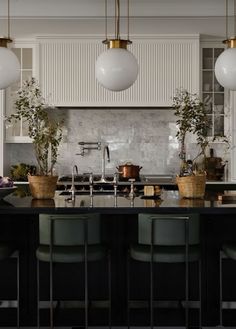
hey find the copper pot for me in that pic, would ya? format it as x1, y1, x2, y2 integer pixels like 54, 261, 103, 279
116, 163, 142, 180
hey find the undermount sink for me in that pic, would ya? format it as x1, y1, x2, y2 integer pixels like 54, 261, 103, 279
141, 175, 174, 183
59, 191, 126, 196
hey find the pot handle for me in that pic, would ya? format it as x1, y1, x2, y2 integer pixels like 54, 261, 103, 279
116, 167, 123, 174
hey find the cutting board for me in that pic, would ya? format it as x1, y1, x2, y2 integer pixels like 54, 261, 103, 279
205, 148, 223, 180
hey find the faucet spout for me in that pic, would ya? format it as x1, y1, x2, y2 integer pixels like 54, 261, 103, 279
70, 165, 78, 199
106, 146, 110, 163
101, 145, 110, 182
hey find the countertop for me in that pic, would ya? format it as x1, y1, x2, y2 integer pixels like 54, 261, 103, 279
31, 174, 236, 194
56, 174, 235, 187
0, 187, 236, 214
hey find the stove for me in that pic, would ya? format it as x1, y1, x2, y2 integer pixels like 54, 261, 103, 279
58, 174, 114, 183
58, 174, 143, 194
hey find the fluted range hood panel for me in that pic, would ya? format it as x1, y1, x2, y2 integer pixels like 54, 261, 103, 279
38, 35, 199, 108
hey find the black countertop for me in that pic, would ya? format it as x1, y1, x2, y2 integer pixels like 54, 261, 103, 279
1, 187, 236, 214
57, 174, 236, 189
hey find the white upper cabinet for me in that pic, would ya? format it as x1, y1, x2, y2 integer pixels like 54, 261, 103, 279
5, 40, 37, 143
37, 34, 200, 107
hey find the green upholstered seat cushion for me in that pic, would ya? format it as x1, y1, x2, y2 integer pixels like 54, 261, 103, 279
36, 244, 107, 263
0, 243, 16, 261
222, 243, 236, 260
130, 244, 200, 263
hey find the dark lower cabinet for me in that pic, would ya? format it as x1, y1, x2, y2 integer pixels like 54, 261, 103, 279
1, 213, 236, 327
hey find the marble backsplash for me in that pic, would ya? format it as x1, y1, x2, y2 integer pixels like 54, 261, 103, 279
6, 108, 229, 178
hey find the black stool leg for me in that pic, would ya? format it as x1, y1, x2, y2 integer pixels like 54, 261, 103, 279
84, 219, 88, 329
16, 251, 20, 329
199, 258, 202, 329
219, 250, 223, 327
49, 219, 54, 329
108, 250, 112, 329
49, 256, 54, 329
150, 219, 154, 329
127, 250, 130, 329
37, 258, 40, 329
185, 219, 189, 329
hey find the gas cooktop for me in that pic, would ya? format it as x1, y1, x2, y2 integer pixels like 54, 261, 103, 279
58, 174, 173, 185
57, 174, 143, 193
58, 174, 114, 183
58, 174, 141, 183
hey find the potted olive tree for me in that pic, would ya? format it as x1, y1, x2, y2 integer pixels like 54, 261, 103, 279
172, 88, 210, 198
6, 77, 64, 199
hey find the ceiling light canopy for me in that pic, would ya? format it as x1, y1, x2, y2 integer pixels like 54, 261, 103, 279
215, 0, 236, 90
0, 0, 20, 90
95, 0, 139, 92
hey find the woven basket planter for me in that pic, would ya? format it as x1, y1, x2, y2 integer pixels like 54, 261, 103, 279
176, 174, 206, 199
28, 175, 58, 199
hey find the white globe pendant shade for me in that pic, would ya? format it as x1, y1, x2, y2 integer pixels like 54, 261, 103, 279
96, 47, 139, 92
0, 47, 20, 89
215, 47, 236, 90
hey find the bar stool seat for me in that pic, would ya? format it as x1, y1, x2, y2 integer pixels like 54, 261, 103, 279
36, 244, 107, 263
0, 242, 16, 260
130, 244, 200, 263
222, 243, 236, 260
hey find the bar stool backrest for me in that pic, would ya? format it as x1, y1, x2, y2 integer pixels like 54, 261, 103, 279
39, 213, 101, 246
138, 213, 200, 246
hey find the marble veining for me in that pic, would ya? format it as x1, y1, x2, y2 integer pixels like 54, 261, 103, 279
6, 108, 229, 177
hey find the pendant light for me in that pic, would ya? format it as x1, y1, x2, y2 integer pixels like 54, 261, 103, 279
95, 0, 139, 92
0, 0, 20, 90
215, 0, 236, 90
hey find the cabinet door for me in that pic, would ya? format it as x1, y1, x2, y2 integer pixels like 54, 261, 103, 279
38, 35, 200, 107
5, 43, 35, 143
201, 47, 225, 137
201, 43, 234, 180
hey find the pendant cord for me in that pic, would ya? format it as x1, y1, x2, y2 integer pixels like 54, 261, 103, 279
115, 0, 120, 40
7, 0, 10, 39
105, 0, 107, 41
127, 0, 130, 40
226, 0, 228, 40
115, 0, 117, 38
234, 0, 236, 36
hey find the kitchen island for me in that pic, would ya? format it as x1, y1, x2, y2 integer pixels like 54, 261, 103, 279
1, 186, 236, 327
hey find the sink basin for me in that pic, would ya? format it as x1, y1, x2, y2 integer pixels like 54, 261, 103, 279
59, 191, 127, 196
142, 175, 174, 183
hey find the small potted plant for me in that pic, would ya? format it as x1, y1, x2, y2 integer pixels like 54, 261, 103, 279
172, 88, 210, 198
6, 77, 64, 199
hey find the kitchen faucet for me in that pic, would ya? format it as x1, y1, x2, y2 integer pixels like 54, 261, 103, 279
69, 164, 78, 201
100, 145, 110, 183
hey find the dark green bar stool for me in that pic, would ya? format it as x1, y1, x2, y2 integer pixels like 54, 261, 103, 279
0, 242, 19, 328
127, 213, 201, 329
219, 243, 236, 326
36, 213, 111, 329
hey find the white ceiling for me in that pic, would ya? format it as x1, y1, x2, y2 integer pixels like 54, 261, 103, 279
0, 0, 234, 19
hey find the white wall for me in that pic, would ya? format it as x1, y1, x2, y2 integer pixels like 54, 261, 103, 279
1, 17, 227, 39
0, 0, 233, 18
